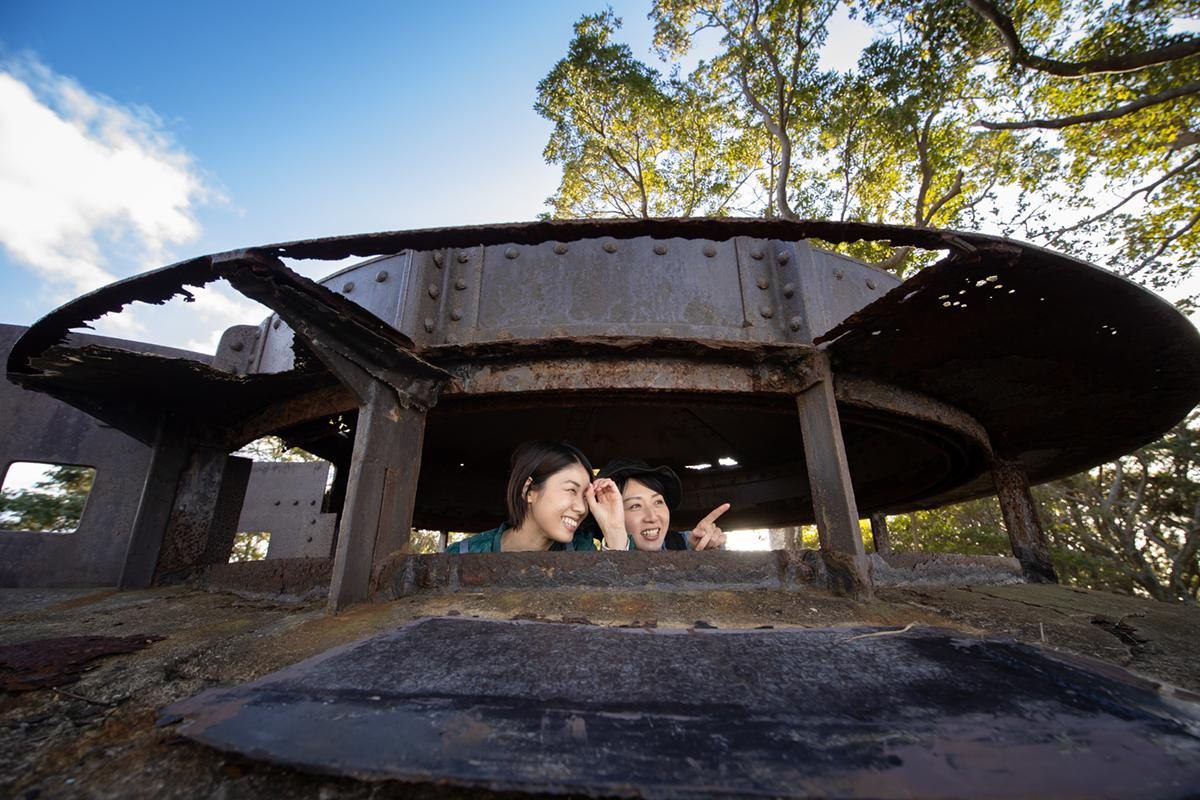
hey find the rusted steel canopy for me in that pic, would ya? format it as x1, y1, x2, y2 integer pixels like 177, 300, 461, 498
7, 219, 1199, 529
163, 617, 1200, 798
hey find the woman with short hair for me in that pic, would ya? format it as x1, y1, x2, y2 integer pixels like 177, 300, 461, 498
449, 440, 628, 553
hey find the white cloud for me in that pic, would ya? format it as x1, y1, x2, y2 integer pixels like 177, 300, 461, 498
0, 57, 210, 303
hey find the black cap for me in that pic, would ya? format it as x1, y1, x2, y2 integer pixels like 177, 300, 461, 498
597, 458, 682, 510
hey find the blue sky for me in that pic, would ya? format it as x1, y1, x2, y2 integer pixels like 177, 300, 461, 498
0, 1, 872, 350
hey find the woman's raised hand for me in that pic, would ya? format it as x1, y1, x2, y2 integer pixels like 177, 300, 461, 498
585, 477, 629, 550
691, 503, 730, 550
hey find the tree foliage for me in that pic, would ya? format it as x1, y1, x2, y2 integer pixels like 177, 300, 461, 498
537, 10, 759, 218
0, 465, 95, 533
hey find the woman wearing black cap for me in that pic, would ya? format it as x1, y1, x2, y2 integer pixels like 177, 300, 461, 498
597, 458, 729, 551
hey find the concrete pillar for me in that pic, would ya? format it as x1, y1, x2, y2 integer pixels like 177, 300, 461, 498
993, 461, 1058, 583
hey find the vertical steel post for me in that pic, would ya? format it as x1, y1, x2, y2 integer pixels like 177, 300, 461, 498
119, 416, 190, 588
328, 380, 428, 612
796, 354, 873, 599
993, 461, 1058, 583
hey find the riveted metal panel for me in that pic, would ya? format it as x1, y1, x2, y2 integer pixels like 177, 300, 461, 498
793, 245, 900, 340
253, 253, 411, 374
472, 237, 748, 341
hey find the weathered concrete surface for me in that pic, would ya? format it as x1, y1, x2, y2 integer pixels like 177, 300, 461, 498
1, 583, 1197, 798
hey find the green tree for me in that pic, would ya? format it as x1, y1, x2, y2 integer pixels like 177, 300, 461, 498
966, 0, 1200, 293
537, 10, 759, 218
0, 465, 95, 533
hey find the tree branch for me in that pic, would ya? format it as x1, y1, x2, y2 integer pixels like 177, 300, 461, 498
966, 0, 1200, 77
1049, 152, 1200, 243
979, 81, 1200, 130
1126, 207, 1200, 277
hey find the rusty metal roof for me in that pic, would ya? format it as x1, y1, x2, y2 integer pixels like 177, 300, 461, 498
7, 219, 1198, 527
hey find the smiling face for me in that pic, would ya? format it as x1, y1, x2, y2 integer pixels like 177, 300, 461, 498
622, 477, 671, 551
524, 462, 591, 545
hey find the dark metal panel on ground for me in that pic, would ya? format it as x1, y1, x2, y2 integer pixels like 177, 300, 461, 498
165, 616, 1200, 798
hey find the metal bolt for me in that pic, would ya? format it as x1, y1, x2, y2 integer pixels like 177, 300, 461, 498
603, 241, 617, 253
760, 306, 775, 319
777, 251, 790, 265
866, 278, 877, 290
783, 282, 795, 298
750, 248, 764, 260
273, 318, 281, 329
447, 332, 459, 343
653, 243, 668, 255
790, 316, 802, 332
756, 277, 769, 290
457, 251, 470, 264
433, 252, 444, 267
230, 341, 244, 352
703, 244, 717, 257
450, 308, 463, 321
455, 278, 467, 290
342, 281, 355, 293
834, 268, 845, 280
428, 284, 440, 299
554, 243, 569, 255
375, 270, 388, 282
423, 318, 435, 333
504, 247, 519, 260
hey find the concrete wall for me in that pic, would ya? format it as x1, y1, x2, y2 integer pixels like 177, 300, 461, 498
0, 324, 208, 587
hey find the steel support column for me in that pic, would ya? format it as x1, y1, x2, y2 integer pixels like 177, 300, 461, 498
119, 416, 191, 588
795, 354, 873, 598
153, 449, 252, 583
993, 461, 1058, 583
328, 379, 428, 611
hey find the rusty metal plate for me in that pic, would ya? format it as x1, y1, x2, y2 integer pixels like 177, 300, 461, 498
164, 617, 1200, 798
0, 634, 164, 691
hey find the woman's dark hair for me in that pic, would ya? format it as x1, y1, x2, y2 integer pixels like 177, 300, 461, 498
506, 440, 593, 529
613, 472, 666, 500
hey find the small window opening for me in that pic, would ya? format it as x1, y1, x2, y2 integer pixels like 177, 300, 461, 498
229, 531, 271, 562
0, 462, 96, 533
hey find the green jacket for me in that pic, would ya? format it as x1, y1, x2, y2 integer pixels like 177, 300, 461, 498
448, 522, 599, 553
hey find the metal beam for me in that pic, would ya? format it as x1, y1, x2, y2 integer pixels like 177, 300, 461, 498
795, 354, 873, 598
327, 378, 428, 611
993, 461, 1058, 583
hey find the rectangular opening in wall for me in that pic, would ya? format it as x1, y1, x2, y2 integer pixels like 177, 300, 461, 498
0, 462, 96, 533
230, 531, 271, 562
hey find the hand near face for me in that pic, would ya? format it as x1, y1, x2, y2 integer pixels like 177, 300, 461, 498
585, 478, 629, 549
690, 503, 730, 550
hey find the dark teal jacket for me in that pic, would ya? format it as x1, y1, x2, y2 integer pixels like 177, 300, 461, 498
448, 522, 599, 553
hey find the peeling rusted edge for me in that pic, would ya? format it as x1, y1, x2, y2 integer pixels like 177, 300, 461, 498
7, 255, 215, 375
10, 218, 1183, 385
260, 218, 1026, 263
